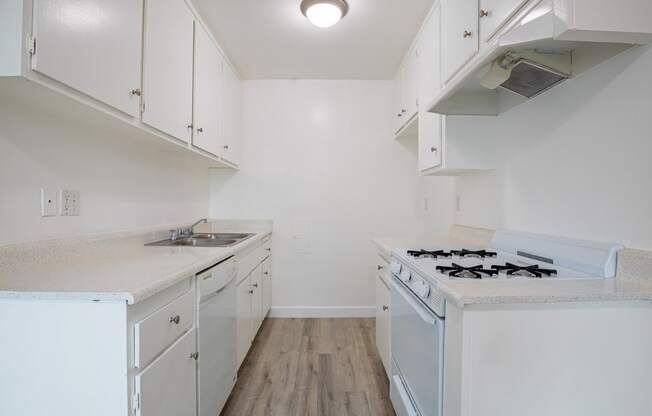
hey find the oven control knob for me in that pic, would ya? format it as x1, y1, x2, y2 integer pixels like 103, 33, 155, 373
414, 280, 430, 299
390, 260, 402, 276
399, 269, 411, 282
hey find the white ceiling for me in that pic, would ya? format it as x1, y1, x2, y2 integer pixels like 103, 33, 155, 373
192, 0, 434, 80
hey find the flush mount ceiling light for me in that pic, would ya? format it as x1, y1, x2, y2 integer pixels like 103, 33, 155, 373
300, 0, 349, 28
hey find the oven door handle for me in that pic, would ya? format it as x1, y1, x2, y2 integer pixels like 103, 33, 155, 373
391, 277, 437, 325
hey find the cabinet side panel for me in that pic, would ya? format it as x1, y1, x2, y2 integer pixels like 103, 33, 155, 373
0, 0, 23, 76
0, 299, 128, 416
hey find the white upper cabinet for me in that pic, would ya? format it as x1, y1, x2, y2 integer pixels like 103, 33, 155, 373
32, 0, 143, 117
418, 4, 443, 171
222, 63, 242, 166
393, 44, 419, 136
142, 0, 194, 143
392, 67, 405, 133
193, 24, 224, 157
441, 0, 478, 83
478, 0, 528, 44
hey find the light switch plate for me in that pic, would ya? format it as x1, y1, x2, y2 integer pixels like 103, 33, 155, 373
60, 189, 80, 216
41, 188, 58, 217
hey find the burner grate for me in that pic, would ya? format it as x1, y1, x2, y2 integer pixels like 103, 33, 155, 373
491, 262, 557, 278
436, 263, 498, 279
407, 249, 452, 258
451, 249, 497, 258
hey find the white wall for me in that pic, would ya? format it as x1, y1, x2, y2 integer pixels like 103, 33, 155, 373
0, 98, 209, 246
209, 80, 446, 314
447, 45, 652, 250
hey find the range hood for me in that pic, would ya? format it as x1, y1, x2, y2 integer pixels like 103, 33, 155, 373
428, 0, 652, 116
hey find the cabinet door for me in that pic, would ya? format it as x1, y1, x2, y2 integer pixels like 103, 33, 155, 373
222, 63, 242, 165
251, 266, 263, 337
135, 329, 197, 416
32, 0, 143, 116
441, 0, 478, 83
404, 44, 419, 121
392, 69, 405, 134
193, 24, 223, 156
375, 274, 391, 376
236, 274, 252, 368
479, 0, 528, 43
142, 0, 194, 143
261, 258, 272, 318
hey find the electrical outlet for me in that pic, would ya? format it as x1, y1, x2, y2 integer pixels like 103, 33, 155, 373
41, 188, 58, 217
60, 189, 80, 216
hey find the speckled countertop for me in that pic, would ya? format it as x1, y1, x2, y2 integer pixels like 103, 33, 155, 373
373, 225, 652, 308
0, 219, 272, 304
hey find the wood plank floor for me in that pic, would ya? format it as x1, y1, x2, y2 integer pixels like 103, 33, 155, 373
221, 318, 396, 416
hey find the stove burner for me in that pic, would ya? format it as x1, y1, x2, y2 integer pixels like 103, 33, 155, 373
451, 249, 497, 258
491, 262, 557, 278
436, 263, 498, 279
407, 249, 452, 258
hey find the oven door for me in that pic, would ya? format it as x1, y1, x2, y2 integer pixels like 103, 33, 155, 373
390, 276, 444, 416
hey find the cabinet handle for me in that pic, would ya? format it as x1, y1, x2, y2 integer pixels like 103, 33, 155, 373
130, 88, 142, 97
196, 127, 203, 133
401, 109, 407, 113
430, 147, 438, 153
190, 352, 199, 360
377, 265, 384, 271
463, 30, 473, 38
266, 248, 271, 252
479, 9, 489, 17
383, 305, 389, 311
248, 290, 254, 294
169, 315, 180, 325
397, 113, 402, 118
223, 145, 229, 150
264, 271, 269, 275
253, 283, 259, 288
187, 123, 193, 130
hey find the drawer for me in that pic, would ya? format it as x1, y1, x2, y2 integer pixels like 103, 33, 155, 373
134, 289, 195, 368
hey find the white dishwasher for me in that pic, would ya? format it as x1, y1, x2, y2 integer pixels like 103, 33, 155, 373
197, 256, 237, 416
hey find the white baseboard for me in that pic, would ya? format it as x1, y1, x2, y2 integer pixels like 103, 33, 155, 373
269, 306, 375, 318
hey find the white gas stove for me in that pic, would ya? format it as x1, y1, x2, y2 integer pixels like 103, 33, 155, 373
387, 230, 623, 416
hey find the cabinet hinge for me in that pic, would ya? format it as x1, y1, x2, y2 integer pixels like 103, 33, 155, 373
26, 34, 36, 56
132, 393, 140, 414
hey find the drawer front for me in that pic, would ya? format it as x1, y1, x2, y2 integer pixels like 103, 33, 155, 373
134, 289, 195, 368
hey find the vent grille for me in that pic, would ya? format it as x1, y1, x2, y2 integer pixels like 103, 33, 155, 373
501, 59, 569, 98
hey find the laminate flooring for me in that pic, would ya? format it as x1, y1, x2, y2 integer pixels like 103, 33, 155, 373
221, 318, 396, 416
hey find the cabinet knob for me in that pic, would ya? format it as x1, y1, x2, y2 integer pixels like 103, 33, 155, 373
196, 127, 203, 133
463, 30, 473, 38
383, 305, 389, 311
169, 315, 180, 325
479, 9, 489, 17
377, 265, 384, 271
223, 145, 229, 150
397, 113, 402, 118
187, 123, 193, 130
264, 271, 269, 275
130, 88, 142, 97
430, 147, 438, 153
190, 352, 199, 360
253, 283, 259, 288
266, 248, 271, 252
401, 109, 407, 113
248, 290, 254, 294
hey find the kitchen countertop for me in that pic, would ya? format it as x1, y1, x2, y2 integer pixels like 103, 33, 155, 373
0, 219, 272, 304
373, 226, 652, 308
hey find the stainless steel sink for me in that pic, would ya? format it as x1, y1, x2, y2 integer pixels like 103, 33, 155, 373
146, 233, 254, 248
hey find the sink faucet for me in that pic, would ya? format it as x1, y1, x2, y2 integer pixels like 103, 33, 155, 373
169, 218, 208, 240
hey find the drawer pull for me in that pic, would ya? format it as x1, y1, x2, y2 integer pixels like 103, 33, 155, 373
190, 352, 199, 360
169, 315, 181, 325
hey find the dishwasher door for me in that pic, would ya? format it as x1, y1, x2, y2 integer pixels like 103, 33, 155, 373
198, 257, 237, 416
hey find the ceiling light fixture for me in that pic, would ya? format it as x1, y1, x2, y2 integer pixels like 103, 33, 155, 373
300, 0, 349, 28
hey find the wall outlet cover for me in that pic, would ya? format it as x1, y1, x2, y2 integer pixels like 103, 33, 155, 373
41, 188, 58, 217
60, 189, 81, 216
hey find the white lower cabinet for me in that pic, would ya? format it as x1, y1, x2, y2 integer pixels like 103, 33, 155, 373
375, 255, 391, 377
236, 273, 253, 367
134, 329, 197, 416
251, 265, 264, 335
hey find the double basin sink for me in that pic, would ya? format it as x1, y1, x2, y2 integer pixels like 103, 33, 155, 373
146, 233, 254, 248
